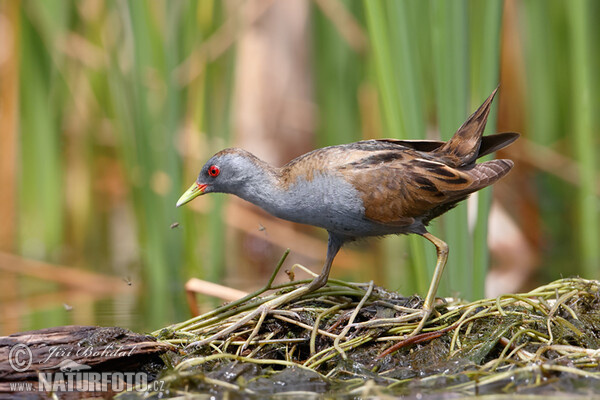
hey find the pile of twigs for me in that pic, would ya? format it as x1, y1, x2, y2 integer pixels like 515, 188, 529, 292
150, 252, 600, 397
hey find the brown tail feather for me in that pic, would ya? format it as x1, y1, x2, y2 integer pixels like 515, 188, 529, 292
467, 159, 514, 192
435, 87, 498, 166
478, 132, 520, 158
422, 159, 513, 225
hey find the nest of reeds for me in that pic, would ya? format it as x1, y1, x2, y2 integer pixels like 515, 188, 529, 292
147, 254, 600, 398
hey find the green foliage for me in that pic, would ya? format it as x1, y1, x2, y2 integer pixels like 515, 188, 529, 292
12, 0, 600, 333
363, 0, 502, 299
17, 1, 234, 328
520, 0, 599, 279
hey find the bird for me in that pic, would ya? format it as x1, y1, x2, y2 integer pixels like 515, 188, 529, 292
177, 88, 518, 345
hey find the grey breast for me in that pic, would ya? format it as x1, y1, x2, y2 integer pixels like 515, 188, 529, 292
268, 173, 383, 236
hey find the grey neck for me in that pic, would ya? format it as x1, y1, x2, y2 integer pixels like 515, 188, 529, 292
235, 169, 283, 208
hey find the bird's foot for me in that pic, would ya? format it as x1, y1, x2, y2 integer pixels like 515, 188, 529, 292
406, 307, 433, 338
349, 306, 434, 338
187, 284, 313, 352
350, 308, 424, 328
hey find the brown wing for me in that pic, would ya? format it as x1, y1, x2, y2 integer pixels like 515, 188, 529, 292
279, 140, 418, 189
375, 132, 519, 160
341, 154, 513, 226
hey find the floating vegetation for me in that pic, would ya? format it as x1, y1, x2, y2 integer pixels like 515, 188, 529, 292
141, 252, 600, 398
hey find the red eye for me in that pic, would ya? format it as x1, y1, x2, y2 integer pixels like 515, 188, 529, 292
208, 165, 220, 177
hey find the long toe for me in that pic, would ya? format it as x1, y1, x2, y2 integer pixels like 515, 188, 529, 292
350, 308, 426, 329
186, 307, 263, 349
406, 307, 434, 338
187, 282, 317, 350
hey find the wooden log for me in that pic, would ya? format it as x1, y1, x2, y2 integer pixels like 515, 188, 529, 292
0, 325, 174, 396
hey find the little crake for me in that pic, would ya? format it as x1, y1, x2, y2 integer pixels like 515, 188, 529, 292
177, 88, 518, 343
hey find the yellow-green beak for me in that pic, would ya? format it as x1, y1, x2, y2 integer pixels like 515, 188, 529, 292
176, 183, 207, 207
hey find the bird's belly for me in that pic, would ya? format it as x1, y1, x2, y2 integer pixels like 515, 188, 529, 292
264, 174, 413, 237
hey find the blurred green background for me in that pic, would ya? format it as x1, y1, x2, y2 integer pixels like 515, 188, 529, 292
0, 0, 598, 335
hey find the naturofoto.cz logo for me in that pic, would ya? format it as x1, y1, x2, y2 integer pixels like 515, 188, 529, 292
8, 343, 165, 393
36, 370, 158, 393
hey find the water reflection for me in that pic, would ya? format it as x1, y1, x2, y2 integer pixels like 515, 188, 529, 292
0, 272, 146, 335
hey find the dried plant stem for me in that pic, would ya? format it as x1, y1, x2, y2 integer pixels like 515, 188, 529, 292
155, 275, 600, 396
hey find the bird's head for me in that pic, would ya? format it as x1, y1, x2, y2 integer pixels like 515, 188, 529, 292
176, 148, 265, 207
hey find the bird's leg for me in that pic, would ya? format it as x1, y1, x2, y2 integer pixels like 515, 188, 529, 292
407, 231, 449, 337
348, 231, 448, 334
188, 233, 343, 350
239, 233, 343, 348
305, 233, 343, 291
